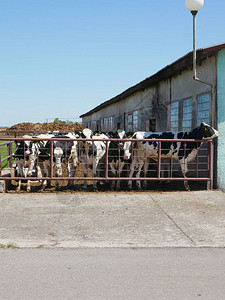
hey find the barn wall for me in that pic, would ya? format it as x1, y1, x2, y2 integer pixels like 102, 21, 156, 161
82, 55, 217, 133
217, 49, 225, 192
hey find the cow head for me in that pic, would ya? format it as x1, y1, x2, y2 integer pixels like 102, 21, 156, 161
123, 132, 135, 160
200, 123, 220, 139
54, 147, 64, 176
81, 128, 93, 155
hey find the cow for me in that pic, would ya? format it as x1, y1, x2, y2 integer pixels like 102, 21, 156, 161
79, 128, 109, 189
51, 131, 81, 189
13, 135, 34, 191
123, 123, 219, 191
24, 133, 55, 190
107, 130, 133, 190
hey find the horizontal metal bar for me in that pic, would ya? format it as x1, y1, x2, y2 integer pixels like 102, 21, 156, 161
1, 176, 211, 181
0, 142, 12, 146
0, 137, 212, 142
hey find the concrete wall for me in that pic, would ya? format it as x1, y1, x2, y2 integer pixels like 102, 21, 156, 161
217, 49, 225, 192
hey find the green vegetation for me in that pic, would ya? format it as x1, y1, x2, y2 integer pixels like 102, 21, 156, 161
0, 141, 15, 169
0, 243, 18, 249
53, 118, 75, 125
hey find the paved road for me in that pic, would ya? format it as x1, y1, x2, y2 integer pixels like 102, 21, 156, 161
1, 248, 225, 299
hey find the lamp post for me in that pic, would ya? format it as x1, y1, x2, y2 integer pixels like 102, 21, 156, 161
185, 0, 213, 118
185, 0, 204, 81
185, 0, 215, 190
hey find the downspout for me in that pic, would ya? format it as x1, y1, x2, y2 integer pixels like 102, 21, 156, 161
192, 10, 214, 126
192, 10, 215, 189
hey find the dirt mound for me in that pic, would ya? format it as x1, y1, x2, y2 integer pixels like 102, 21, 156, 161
1, 122, 82, 135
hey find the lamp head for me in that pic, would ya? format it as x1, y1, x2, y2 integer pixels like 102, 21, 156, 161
185, 0, 204, 12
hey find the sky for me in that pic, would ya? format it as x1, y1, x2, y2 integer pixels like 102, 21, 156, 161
0, 0, 225, 127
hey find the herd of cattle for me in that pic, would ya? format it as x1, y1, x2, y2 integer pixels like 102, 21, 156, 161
12, 122, 219, 192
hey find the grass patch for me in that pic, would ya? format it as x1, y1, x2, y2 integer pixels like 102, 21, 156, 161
0, 243, 18, 249
0, 141, 15, 169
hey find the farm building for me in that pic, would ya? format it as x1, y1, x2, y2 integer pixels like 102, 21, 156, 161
80, 42, 225, 191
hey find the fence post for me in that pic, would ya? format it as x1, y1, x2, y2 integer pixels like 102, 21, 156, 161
8, 142, 13, 168
50, 140, 53, 178
157, 141, 161, 178
105, 140, 109, 179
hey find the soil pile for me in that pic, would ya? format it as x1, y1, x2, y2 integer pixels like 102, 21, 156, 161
1, 122, 82, 135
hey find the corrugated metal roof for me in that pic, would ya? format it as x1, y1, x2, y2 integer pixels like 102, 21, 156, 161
80, 43, 225, 118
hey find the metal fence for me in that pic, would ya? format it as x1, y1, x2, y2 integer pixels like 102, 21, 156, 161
0, 137, 213, 185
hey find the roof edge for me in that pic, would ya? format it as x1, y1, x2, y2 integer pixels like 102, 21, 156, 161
80, 42, 225, 118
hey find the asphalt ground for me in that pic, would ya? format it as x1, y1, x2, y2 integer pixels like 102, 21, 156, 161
0, 190, 225, 248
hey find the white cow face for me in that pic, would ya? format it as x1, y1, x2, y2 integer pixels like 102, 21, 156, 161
82, 128, 93, 150
54, 147, 64, 176
123, 141, 132, 160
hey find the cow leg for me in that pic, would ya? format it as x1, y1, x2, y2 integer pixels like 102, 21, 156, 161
23, 167, 32, 192
109, 162, 116, 190
92, 159, 99, 190
41, 161, 50, 191
26, 180, 31, 192
142, 158, 149, 189
16, 159, 23, 191
16, 180, 21, 192
68, 149, 78, 188
116, 161, 125, 191
66, 160, 72, 188
82, 163, 88, 189
67, 159, 76, 188
127, 158, 137, 189
179, 158, 190, 191
135, 158, 145, 190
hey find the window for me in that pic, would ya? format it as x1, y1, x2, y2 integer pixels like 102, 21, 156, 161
171, 101, 179, 131
197, 93, 210, 126
108, 116, 113, 129
127, 110, 139, 131
133, 111, 138, 131
145, 118, 156, 132
182, 98, 192, 131
127, 113, 133, 131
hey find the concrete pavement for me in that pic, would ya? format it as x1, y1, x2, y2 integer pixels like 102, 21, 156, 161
0, 190, 225, 248
1, 248, 225, 299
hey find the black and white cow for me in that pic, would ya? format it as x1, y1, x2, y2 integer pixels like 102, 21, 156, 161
13, 135, 34, 191
51, 131, 81, 188
123, 123, 219, 191
107, 129, 133, 190
79, 128, 109, 189
25, 133, 55, 190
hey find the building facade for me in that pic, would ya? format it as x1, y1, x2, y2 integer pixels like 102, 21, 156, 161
80, 43, 225, 191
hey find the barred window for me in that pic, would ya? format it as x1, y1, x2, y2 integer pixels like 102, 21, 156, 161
182, 98, 192, 131
197, 93, 210, 126
171, 101, 179, 131
133, 110, 138, 131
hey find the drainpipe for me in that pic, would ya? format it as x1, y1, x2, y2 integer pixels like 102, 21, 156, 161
192, 10, 214, 126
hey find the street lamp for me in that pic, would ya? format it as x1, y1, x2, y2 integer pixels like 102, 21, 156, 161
185, 0, 204, 80
185, 0, 214, 190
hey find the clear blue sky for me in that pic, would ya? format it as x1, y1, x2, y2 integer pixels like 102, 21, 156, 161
0, 0, 224, 126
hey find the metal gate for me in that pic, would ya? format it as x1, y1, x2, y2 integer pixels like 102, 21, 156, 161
0, 137, 213, 187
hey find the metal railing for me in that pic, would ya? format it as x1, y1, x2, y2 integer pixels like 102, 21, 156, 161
0, 137, 213, 183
